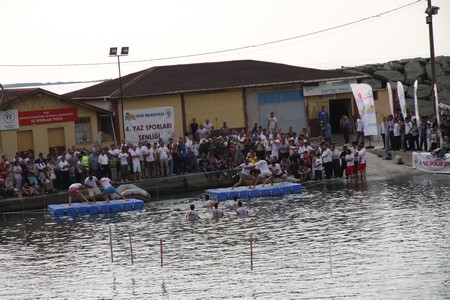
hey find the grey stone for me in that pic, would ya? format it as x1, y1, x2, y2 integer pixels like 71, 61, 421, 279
373, 70, 405, 83
360, 78, 382, 90
406, 84, 432, 99
404, 60, 425, 85
383, 61, 404, 72
406, 98, 435, 117
436, 75, 450, 91
437, 89, 450, 104
425, 62, 445, 80
387, 81, 398, 90
436, 56, 450, 74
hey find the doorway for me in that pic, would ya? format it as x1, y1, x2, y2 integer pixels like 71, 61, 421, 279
329, 99, 351, 134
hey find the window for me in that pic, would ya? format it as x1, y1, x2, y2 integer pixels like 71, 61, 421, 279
258, 89, 304, 105
75, 117, 91, 144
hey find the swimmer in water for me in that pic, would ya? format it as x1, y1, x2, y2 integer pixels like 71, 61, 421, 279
185, 204, 200, 221
211, 202, 224, 220
236, 201, 248, 218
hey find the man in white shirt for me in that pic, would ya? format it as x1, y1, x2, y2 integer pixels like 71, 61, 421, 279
263, 160, 287, 186
203, 119, 214, 135
357, 143, 367, 180
267, 111, 278, 132
157, 142, 169, 176
236, 201, 248, 218
321, 143, 333, 179
232, 159, 255, 189
129, 145, 141, 180
84, 175, 108, 202
68, 183, 90, 206
97, 148, 111, 179
356, 117, 364, 145
249, 158, 272, 189
393, 118, 401, 151
118, 147, 130, 182
99, 177, 127, 201
144, 142, 156, 178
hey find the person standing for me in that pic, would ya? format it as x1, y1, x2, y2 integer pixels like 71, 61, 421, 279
342, 116, 350, 144
324, 121, 332, 145
380, 117, 387, 149
203, 119, 214, 136
118, 147, 130, 182
190, 118, 199, 138
356, 117, 364, 145
98, 148, 111, 179
321, 143, 332, 180
419, 116, 428, 151
267, 111, 278, 133
318, 106, 329, 123
330, 143, 341, 178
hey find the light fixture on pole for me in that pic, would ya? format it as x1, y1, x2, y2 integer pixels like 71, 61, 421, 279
109, 47, 129, 140
425, 0, 439, 114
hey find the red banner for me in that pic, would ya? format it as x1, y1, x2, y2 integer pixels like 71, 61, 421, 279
19, 108, 78, 126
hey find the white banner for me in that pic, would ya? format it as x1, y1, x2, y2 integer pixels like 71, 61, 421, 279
397, 81, 407, 119
413, 80, 420, 127
387, 82, 394, 116
350, 83, 378, 136
434, 84, 440, 125
0, 109, 19, 130
412, 151, 450, 173
124, 107, 174, 144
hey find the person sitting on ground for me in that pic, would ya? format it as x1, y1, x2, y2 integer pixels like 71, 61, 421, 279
22, 181, 40, 197
236, 200, 248, 218
185, 204, 200, 221
68, 183, 90, 206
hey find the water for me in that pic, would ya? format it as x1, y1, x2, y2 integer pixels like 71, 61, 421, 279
1, 174, 449, 299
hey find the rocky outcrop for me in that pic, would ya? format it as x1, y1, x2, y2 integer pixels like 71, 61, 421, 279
339, 56, 450, 117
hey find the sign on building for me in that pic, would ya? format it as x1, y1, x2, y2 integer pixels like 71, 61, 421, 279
0, 109, 19, 130
19, 108, 78, 126
124, 107, 174, 144
303, 80, 357, 96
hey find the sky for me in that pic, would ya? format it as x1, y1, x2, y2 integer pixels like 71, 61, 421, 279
1, 0, 449, 86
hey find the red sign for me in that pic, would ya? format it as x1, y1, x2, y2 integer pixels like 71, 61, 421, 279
19, 108, 78, 126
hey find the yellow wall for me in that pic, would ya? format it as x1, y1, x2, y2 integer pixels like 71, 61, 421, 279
184, 90, 245, 131
120, 94, 183, 140
374, 90, 392, 122
0, 92, 99, 158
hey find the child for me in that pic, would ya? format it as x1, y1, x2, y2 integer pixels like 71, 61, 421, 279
313, 153, 323, 180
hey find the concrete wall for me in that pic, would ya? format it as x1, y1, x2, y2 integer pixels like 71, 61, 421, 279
184, 90, 245, 133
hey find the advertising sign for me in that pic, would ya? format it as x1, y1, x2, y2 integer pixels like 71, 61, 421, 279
124, 107, 174, 144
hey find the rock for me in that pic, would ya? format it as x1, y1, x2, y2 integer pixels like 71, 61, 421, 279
425, 62, 445, 80
406, 84, 432, 99
355, 64, 377, 75
406, 98, 435, 117
361, 78, 382, 90
437, 89, 450, 104
436, 75, 450, 91
404, 60, 425, 85
435, 56, 450, 73
373, 70, 405, 83
383, 61, 404, 72
387, 81, 398, 90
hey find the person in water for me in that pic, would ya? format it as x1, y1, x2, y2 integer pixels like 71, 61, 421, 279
185, 204, 200, 221
236, 201, 248, 218
211, 202, 224, 220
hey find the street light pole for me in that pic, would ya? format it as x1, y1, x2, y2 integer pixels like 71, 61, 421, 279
109, 47, 129, 143
425, 0, 439, 116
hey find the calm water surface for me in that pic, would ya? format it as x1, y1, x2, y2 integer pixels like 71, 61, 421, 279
0, 173, 449, 299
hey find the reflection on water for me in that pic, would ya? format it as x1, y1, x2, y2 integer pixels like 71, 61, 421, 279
1, 174, 449, 299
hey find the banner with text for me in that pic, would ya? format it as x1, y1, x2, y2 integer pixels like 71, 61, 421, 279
350, 83, 378, 136
19, 107, 78, 126
412, 151, 450, 174
124, 107, 174, 144
0, 109, 19, 130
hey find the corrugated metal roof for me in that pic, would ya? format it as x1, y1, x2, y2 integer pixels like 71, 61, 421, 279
0, 88, 112, 114
63, 60, 366, 99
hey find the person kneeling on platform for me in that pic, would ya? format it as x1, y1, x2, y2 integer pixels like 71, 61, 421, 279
100, 177, 128, 202
263, 159, 287, 186
68, 183, 90, 206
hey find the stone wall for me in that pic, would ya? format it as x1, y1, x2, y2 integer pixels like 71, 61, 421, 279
339, 56, 450, 117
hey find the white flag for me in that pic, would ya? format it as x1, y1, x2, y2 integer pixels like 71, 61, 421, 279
413, 80, 420, 127
350, 83, 378, 136
387, 82, 394, 116
434, 84, 440, 125
397, 81, 407, 119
